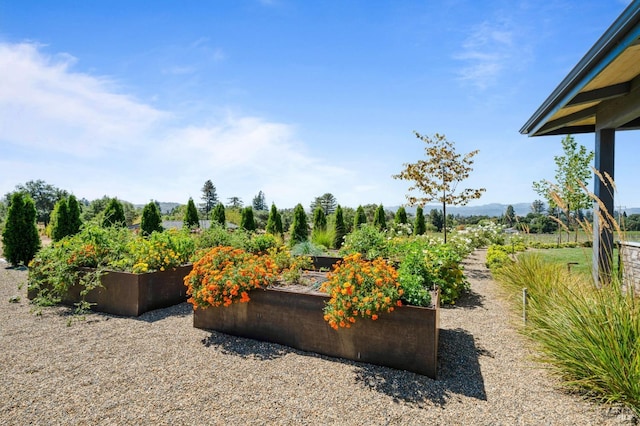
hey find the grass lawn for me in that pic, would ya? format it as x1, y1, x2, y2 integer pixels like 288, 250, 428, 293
530, 246, 620, 280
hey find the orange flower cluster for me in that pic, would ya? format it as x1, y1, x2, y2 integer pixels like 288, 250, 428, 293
184, 246, 279, 310
320, 253, 402, 330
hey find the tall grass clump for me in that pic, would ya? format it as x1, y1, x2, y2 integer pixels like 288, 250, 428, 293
496, 253, 640, 414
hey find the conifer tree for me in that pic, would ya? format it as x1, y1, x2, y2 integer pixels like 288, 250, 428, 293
354, 205, 367, 229
67, 195, 82, 235
102, 198, 126, 228
312, 207, 327, 231
266, 203, 283, 236
1, 192, 41, 266
394, 206, 408, 224
184, 198, 200, 229
141, 201, 163, 236
289, 203, 309, 246
240, 207, 256, 231
211, 203, 226, 227
50, 198, 70, 242
333, 204, 346, 249
414, 206, 426, 235
373, 204, 387, 230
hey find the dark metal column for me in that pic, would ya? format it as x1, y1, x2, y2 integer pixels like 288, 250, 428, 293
592, 128, 615, 285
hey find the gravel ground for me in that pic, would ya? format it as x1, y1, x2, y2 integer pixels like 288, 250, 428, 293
0, 250, 637, 425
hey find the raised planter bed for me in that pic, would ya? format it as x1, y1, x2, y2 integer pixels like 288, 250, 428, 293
309, 255, 343, 271
193, 288, 439, 378
28, 265, 193, 317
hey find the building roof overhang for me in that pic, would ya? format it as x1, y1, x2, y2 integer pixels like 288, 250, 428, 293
520, 2, 640, 137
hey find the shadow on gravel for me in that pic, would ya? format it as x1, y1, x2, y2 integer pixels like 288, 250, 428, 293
352, 328, 487, 406
201, 332, 290, 361
440, 288, 485, 310
135, 302, 193, 323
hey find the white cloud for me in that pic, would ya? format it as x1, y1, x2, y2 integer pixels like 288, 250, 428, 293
0, 41, 366, 208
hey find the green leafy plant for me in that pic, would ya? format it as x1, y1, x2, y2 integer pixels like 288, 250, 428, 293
184, 198, 200, 229
397, 248, 432, 307
340, 224, 387, 260
266, 203, 283, 236
211, 203, 226, 227
240, 206, 256, 231
102, 198, 126, 228
414, 206, 426, 235
141, 201, 163, 236
2, 192, 41, 266
289, 203, 309, 246
373, 204, 387, 230
353, 205, 367, 229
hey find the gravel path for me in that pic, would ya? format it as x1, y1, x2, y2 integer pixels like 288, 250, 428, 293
0, 250, 635, 425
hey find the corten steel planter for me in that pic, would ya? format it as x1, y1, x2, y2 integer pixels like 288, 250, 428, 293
309, 255, 343, 271
193, 288, 439, 379
28, 265, 193, 317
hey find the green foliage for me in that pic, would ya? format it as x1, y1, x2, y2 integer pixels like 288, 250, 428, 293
353, 205, 367, 229
312, 206, 327, 231
102, 198, 126, 228
311, 227, 335, 250
504, 205, 515, 226
240, 207, 256, 231
67, 195, 82, 235
266, 203, 283, 236
397, 248, 432, 307
394, 206, 408, 224
310, 193, 337, 215
333, 205, 346, 248
372, 204, 387, 230
184, 198, 200, 229
428, 208, 442, 232
485, 244, 514, 271
247, 233, 278, 254
50, 198, 71, 242
289, 203, 309, 246
6, 179, 69, 224
291, 240, 326, 256
496, 254, 640, 414
252, 190, 267, 211
141, 201, 163, 236
414, 206, 426, 235
2, 192, 41, 266
195, 224, 232, 249
340, 224, 387, 260
201, 180, 218, 215
211, 203, 226, 227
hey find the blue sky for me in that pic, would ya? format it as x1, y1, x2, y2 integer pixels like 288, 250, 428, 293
1, 0, 637, 210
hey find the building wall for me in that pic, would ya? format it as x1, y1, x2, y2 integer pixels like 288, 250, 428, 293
620, 241, 640, 296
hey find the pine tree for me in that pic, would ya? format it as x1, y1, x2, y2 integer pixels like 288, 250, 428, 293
50, 198, 70, 242
211, 203, 226, 227
102, 198, 126, 228
240, 207, 256, 231
266, 203, 283, 235
373, 204, 387, 230
2, 192, 41, 266
428, 208, 443, 232
414, 206, 426, 235
201, 180, 218, 215
312, 207, 327, 231
333, 204, 346, 248
252, 191, 267, 211
354, 205, 367, 229
184, 198, 200, 229
394, 206, 408, 224
141, 201, 163, 236
289, 203, 309, 245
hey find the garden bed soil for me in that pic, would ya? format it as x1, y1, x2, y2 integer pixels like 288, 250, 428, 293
28, 265, 193, 316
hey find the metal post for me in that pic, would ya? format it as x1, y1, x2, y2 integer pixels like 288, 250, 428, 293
522, 288, 528, 325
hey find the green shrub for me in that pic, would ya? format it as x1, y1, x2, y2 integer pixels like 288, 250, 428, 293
184, 198, 200, 229
289, 203, 309, 246
240, 207, 256, 231
353, 205, 367, 229
397, 248, 432, 307
1, 192, 41, 266
50, 198, 71, 242
333, 205, 346, 248
141, 202, 163, 236
211, 203, 226, 227
291, 241, 325, 256
394, 206, 408, 224
486, 244, 514, 271
414, 206, 426, 235
248, 233, 278, 254
373, 204, 387, 230
266, 203, 283, 236
312, 207, 327, 231
496, 254, 640, 414
311, 227, 335, 250
340, 224, 387, 260
67, 195, 82, 235
195, 224, 231, 249
102, 198, 126, 228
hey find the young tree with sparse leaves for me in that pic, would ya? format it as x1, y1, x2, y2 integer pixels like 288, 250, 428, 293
2, 192, 41, 266
184, 198, 200, 229
532, 135, 594, 242
393, 132, 485, 243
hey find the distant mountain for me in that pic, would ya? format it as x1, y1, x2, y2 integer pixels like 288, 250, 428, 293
134, 202, 181, 215
392, 203, 534, 217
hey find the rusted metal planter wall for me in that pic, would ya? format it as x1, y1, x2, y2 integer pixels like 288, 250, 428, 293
193, 288, 439, 379
29, 265, 193, 316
